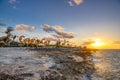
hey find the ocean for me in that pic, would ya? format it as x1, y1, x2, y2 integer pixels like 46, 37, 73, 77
91, 49, 120, 80
0, 48, 120, 80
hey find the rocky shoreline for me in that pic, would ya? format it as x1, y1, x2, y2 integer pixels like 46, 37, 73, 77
0, 48, 95, 80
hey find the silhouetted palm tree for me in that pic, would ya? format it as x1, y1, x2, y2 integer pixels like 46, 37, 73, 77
12, 35, 17, 41
19, 36, 25, 43
56, 39, 61, 48
30, 38, 36, 47
47, 40, 51, 46
35, 39, 40, 48
0, 27, 13, 46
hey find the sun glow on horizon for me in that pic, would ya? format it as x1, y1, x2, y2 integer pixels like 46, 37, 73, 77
91, 38, 105, 48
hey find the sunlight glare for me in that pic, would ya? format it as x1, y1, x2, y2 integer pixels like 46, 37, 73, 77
91, 38, 104, 47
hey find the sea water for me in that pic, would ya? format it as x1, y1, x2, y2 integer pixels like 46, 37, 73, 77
91, 49, 120, 80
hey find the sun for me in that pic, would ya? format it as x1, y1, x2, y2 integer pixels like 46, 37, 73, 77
92, 41, 102, 47
91, 38, 104, 47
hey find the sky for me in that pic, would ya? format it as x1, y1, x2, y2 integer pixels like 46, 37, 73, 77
0, 0, 120, 49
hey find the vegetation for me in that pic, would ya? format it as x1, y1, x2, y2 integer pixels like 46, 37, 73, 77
0, 28, 72, 48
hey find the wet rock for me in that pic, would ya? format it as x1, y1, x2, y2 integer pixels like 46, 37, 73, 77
68, 55, 84, 62
18, 66, 24, 68
0, 73, 23, 80
20, 73, 34, 77
40, 69, 65, 80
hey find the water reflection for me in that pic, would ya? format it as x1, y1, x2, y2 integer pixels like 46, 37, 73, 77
92, 50, 120, 80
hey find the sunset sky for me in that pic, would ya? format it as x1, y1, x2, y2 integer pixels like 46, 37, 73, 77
0, 0, 120, 49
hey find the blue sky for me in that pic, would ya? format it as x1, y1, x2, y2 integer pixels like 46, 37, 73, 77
0, 0, 120, 48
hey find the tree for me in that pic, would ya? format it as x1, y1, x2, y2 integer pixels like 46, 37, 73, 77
0, 27, 13, 47
56, 39, 61, 48
18, 36, 25, 47
12, 35, 17, 41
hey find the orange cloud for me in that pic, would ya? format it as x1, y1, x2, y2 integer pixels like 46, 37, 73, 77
43, 24, 74, 39
42, 36, 58, 41
73, 0, 83, 5
68, 0, 83, 6
15, 24, 35, 33
81, 39, 95, 46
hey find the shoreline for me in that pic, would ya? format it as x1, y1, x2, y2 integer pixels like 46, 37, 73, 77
0, 47, 95, 80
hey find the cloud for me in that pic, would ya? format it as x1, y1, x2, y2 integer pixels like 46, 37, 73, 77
8, 0, 19, 9
74, 0, 83, 5
12, 6, 17, 9
5, 27, 14, 33
0, 23, 6, 26
0, 19, 6, 27
42, 36, 58, 41
68, 1, 74, 6
15, 24, 35, 33
52, 34, 63, 38
43, 24, 74, 39
8, 0, 17, 4
82, 40, 95, 46
0, 27, 7, 33
68, 0, 83, 6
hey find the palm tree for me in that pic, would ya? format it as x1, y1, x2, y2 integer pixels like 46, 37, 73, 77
56, 39, 61, 48
40, 39, 43, 44
43, 40, 48, 46
0, 29, 13, 47
30, 38, 36, 47
19, 36, 25, 43
44, 40, 51, 46
24, 38, 30, 47
0, 36, 11, 46
19, 36, 25, 47
12, 35, 17, 41
35, 39, 40, 48
61, 39, 66, 47
47, 40, 51, 46
27, 38, 31, 46
66, 41, 70, 47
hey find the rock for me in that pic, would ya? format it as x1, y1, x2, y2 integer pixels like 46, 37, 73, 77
68, 55, 84, 62
20, 73, 34, 77
18, 66, 24, 68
